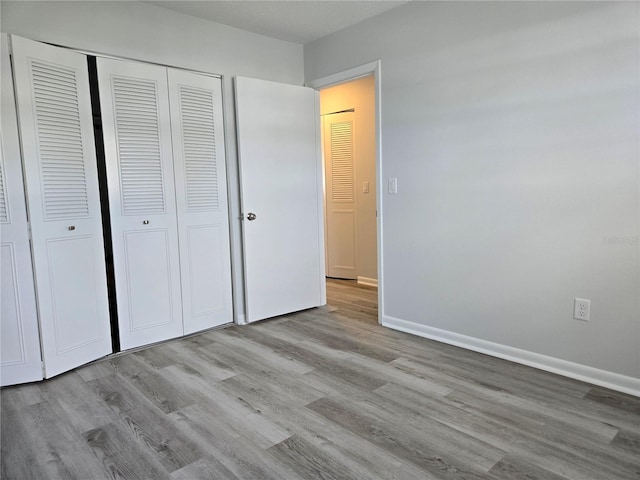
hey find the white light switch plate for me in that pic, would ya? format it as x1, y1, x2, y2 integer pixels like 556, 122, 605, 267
388, 177, 397, 194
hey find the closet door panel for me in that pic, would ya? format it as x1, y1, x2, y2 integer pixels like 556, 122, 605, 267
0, 34, 43, 386
46, 237, 107, 351
168, 69, 232, 334
123, 229, 175, 330
97, 58, 183, 350
187, 224, 225, 317
11, 36, 112, 378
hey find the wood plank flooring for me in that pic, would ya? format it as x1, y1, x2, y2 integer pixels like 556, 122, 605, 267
2, 278, 639, 479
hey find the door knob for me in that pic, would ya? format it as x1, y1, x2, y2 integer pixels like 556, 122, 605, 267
143, 220, 149, 225
247, 212, 257, 221
68, 225, 76, 231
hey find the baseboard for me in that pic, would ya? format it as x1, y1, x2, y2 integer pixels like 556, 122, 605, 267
357, 276, 378, 287
382, 315, 640, 397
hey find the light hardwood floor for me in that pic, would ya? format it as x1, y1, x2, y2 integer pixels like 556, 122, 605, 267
2, 279, 639, 479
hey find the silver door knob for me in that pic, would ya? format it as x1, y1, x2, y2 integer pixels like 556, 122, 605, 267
247, 212, 257, 221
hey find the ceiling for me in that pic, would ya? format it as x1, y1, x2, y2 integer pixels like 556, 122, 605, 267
146, 1, 408, 44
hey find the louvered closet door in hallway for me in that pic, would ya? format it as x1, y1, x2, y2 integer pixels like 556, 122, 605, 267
324, 112, 357, 279
1, 34, 42, 386
168, 69, 232, 334
97, 58, 183, 350
11, 36, 112, 378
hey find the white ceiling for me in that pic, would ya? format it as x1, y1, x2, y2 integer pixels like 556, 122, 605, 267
146, 1, 408, 44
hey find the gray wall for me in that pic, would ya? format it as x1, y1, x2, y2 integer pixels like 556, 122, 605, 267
305, 1, 639, 380
1, 0, 305, 322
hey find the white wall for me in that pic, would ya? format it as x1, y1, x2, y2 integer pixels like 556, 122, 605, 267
1, 0, 305, 323
305, 1, 639, 391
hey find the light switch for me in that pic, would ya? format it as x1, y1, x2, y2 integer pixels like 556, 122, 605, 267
363, 181, 369, 193
388, 177, 398, 194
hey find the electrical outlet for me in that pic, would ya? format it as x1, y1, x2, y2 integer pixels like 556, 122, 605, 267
573, 298, 590, 321
363, 181, 369, 193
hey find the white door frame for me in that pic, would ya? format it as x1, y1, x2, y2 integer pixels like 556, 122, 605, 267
306, 61, 383, 324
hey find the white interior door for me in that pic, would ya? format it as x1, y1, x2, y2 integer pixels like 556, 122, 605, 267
323, 112, 357, 279
235, 76, 325, 323
97, 58, 183, 350
0, 34, 43, 386
11, 36, 112, 378
168, 69, 233, 334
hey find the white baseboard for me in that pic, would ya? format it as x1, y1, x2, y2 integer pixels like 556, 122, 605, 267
382, 315, 640, 397
357, 276, 378, 287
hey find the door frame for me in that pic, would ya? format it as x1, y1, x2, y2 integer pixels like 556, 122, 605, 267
306, 60, 383, 324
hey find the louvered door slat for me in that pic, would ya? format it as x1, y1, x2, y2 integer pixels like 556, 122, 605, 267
111, 76, 166, 216
30, 59, 90, 220
330, 121, 354, 202
32, 82, 78, 96
179, 86, 218, 212
35, 105, 80, 117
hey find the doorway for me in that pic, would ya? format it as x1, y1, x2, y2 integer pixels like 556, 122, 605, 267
309, 61, 382, 324
320, 75, 377, 288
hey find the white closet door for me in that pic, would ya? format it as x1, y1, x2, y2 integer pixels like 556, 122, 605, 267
0, 34, 43, 386
11, 36, 112, 378
168, 69, 232, 334
324, 112, 357, 280
97, 58, 183, 350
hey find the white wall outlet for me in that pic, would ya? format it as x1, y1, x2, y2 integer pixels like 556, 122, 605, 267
388, 177, 398, 194
573, 298, 591, 321
363, 181, 369, 193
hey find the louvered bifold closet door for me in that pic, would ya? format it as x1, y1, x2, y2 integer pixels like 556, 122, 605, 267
97, 58, 183, 350
11, 36, 112, 378
168, 69, 232, 334
323, 112, 357, 280
0, 34, 43, 386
